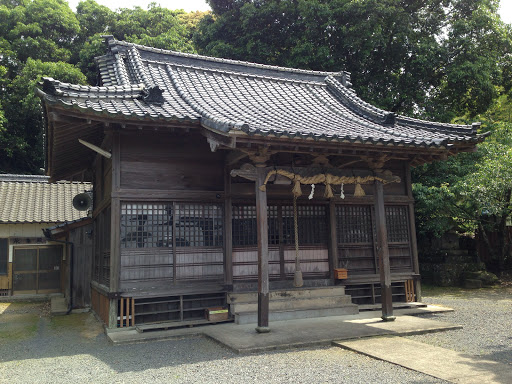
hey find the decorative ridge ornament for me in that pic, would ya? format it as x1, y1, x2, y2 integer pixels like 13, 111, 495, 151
142, 85, 165, 105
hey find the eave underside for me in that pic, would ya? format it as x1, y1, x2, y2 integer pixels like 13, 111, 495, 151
45, 107, 479, 182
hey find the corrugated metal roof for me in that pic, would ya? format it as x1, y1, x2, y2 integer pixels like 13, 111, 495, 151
38, 37, 484, 149
0, 178, 91, 223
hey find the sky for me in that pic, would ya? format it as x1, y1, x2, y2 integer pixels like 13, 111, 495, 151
67, 0, 511, 24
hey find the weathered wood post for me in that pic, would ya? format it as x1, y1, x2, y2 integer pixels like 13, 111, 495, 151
109, 130, 121, 329
229, 158, 271, 333
255, 165, 270, 333
373, 180, 395, 321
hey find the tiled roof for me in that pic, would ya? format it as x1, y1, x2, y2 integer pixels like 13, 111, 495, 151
0, 177, 91, 223
38, 37, 483, 149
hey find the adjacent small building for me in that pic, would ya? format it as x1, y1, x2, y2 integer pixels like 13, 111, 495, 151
36, 36, 484, 329
0, 174, 89, 300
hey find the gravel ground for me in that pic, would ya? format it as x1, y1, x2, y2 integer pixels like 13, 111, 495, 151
3, 284, 511, 384
0, 302, 444, 384
406, 284, 512, 365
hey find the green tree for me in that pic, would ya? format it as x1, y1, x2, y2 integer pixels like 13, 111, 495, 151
197, 0, 510, 119
113, 4, 195, 51
1, 0, 80, 64
428, 0, 512, 121
0, 1, 203, 174
0, 59, 86, 173
0, 63, 7, 150
461, 122, 512, 270
413, 105, 512, 272
76, 3, 198, 84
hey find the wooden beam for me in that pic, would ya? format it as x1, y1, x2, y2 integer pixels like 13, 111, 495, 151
226, 150, 249, 166
202, 129, 236, 151
255, 166, 270, 333
48, 106, 201, 130
373, 180, 395, 321
79, 139, 112, 159
230, 163, 258, 181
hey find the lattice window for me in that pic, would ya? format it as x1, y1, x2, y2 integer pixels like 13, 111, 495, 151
268, 206, 279, 245
336, 205, 373, 244
385, 206, 409, 243
282, 205, 328, 245
175, 203, 223, 247
121, 204, 172, 248
232, 205, 279, 246
121, 203, 223, 248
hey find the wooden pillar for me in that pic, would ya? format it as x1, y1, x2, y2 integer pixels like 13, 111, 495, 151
108, 130, 121, 328
224, 163, 233, 287
255, 166, 270, 333
328, 200, 338, 280
373, 180, 395, 321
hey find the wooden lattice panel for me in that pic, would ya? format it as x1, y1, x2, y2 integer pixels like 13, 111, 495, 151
281, 205, 328, 245
232, 205, 279, 246
336, 205, 373, 244
385, 206, 409, 243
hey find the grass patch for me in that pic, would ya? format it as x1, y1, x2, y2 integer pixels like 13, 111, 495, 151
49, 312, 104, 340
49, 313, 90, 330
0, 313, 39, 341
421, 283, 512, 299
421, 284, 466, 297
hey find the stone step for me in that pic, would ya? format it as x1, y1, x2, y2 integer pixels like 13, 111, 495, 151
231, 295, 353, 314
50, 295, 68, 315
228, 286, 346, 304
235, 305, 359, 325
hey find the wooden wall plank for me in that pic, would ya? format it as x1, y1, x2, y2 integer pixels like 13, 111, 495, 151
68, 223, 93, 308
120, 133, 224, 191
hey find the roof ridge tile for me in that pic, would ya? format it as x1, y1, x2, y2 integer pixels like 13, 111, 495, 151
109, 38, 342, 78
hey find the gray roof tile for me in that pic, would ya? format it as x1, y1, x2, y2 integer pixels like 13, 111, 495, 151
0, 177, 91, 223
39, 38, 483, 148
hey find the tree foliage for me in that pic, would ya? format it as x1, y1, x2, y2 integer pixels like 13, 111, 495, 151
198, 0, 512, 269
413, 105, 512, 270
0, 0, 511, 271
1, 0, 80, 64
0, 0, 200, 174
0, 59, 86, 173
197, 0, 510, 120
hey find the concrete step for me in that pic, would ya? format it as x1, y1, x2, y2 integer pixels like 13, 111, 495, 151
231, 295, 353, 313
235, 305, 359, 325
50, 295, 68, 315
228, 286, 346, 304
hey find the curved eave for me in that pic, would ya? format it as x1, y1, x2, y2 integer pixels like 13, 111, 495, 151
38, 91, 201, 125
219, 124, 486, 151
